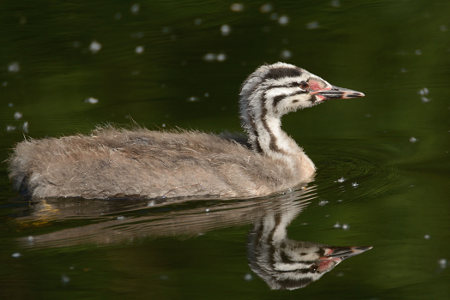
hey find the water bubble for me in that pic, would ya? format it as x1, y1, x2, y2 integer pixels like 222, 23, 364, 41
216, 53, 227, 62
187, 96, 199, 102
135, 46, 144, 54
147, 200, 155, 207
342, 224, 350, 230
440, 25, 448, 32
421, 96, 430, 103
14, 112, 23, 120
424, 234, 430, 240
318, 200, 329, 206
2, 82, 8, 87
220, 24, 231, 36
203, 53, 216, 62
351, 182, 359, 188
280, 49, 292, 59
89, 40, 102, 54
278, 15, 289, 26
8, 62, 20, 73
6, 125, 16, 132
409, 137, 418, 143
418, 88, 429, 96
333, 222, 341, 229
11, 252, 21, 258
260, 3, 273, 13
306, 21, 320, 30
438, 258, 447, 269
85, 97, 99, 104
230, 3, 244, 12
23, 121, 29, 133
400, 68, 407, 73
414, 49, 422, 55
205, 208, 210, 213
244, 273, 253, 281
337, 177, 346, 183
130, 3, 140, 14
194, 18, 202, 26
116, 216, 125, 220
61, 274, 70, 285
331, 0, 341, 7
204, 92, 210, 97
27, 235, 34, 242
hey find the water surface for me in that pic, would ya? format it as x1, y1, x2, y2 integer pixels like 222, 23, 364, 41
0, 0, 449, 299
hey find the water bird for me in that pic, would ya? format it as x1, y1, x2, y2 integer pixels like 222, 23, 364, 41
8, 62, 364, 200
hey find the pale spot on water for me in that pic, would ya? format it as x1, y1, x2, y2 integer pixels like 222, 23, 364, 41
280, 49, 292, 59
230, 3, 244, 12
337, 177, 346, 183
409, 137, 418, 143
278, 15, 289, 26
85, 97, 99, 104
306, 21, 320, 30
8, 62, 20, 73
135, 46, 144, 54
14, 112, 22, 120
11, 252, 21, 258
318, 200, 329, 206
260, 3, 273, 13
438, 258, 447, 269
130, 3, 140, 14
89, 41, 102, 54
244, 273, 253, 281
220, 24, 231, 36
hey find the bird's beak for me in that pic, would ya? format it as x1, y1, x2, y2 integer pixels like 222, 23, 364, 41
312, 85, 365, 101
323, 246, 373, 261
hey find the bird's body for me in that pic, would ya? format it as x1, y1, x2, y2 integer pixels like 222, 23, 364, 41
8, 62, 364, 200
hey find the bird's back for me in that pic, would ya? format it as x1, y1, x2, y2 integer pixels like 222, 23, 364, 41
8, 127, 293, 199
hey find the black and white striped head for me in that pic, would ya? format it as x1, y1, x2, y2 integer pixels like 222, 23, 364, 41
248, 238, 372, 290
239, 62, 364, 139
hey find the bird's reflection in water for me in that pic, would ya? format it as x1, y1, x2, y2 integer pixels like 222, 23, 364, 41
17, 185, 371, 290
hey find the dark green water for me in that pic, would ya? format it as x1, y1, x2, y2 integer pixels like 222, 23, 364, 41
1, 0, 449, 299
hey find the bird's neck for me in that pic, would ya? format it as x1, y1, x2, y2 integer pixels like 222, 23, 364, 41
246, 114, 315, 178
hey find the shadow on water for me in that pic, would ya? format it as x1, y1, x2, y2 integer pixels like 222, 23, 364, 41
14, 184, 371, 290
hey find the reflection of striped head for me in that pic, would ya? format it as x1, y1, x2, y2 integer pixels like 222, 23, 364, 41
247, 213, 372, 290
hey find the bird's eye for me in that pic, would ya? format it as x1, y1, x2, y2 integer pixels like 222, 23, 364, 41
300, 81, 309, 90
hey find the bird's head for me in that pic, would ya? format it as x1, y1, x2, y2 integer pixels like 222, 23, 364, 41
239, 62, 365, 119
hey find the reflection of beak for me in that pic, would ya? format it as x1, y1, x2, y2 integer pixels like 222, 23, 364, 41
324, 246, 373, 261
312, 85, 365, 101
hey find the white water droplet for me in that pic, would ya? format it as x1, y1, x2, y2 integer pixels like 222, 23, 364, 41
8, 62, 20, 73
6, 125, 16, 132
331, 0, 341, 7
352, 182, 359, 188
230, 3, 244, 12
260, 3, 273, 13
424, 234, 430, 240
438, 258, 447, 269
14, 112, 22, 120
85, 97, 99, 104
280, 49, 292, 59
318, 200, 329, 206
117, 216, 125, 220
337, 177, 346, 183
11, 252, 21, 258
130, 3, 140, 14
220, 24, 231, 36
415, 49, 422, 55
306, 21, 320, 29
278, 15, 289, 26
342, 224, 350, 230
333, 222, 341, 229
23, 121, 29, 133
89, 40, 102, 54
135, 45, 144, 54
409, 137, 418, 143
244, 273, 253, 281
216, 53, 227, 62
194, 18, 202, 25
61, 274, 70, 284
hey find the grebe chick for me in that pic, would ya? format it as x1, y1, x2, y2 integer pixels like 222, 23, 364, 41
8, 62, 364, 200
